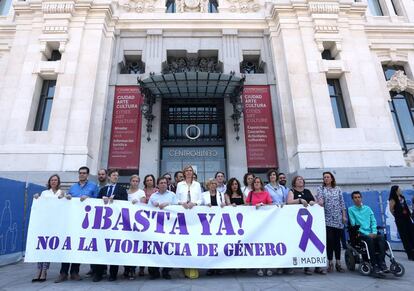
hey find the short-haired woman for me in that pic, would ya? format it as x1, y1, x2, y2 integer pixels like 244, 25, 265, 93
176, 165, 203, 278
201, 178, 226, 208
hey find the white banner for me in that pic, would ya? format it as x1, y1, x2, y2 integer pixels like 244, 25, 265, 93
25, 197, 327, 268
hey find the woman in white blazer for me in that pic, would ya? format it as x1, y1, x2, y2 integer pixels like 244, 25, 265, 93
176, 165, 203, 208
201, 178, 226, 207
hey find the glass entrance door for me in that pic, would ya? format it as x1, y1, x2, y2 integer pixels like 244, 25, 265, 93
160, 99, 226, 183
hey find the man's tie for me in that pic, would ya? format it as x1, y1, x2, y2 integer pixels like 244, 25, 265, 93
107, 185, 114, 197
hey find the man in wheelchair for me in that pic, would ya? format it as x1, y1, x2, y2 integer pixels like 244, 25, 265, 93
348, 191, 387, 277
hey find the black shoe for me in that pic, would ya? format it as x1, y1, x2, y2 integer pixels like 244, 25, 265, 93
92, 275, 102, 282
86, 270, 94, 277
373, 266, 385, 278
162, 272, 171, 280
108, 276, 117, 282
206, 269, 214, 276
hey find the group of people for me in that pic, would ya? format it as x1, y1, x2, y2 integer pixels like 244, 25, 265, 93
31, 165, 414, 282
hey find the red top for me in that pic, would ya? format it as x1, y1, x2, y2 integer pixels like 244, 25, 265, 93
246, 191, 272, 206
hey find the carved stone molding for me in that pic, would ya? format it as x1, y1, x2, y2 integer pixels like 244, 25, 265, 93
43, 26, 68, 34
387, 71, 414, 95
309, 2, 340, 14
227, 0, 260, 13
314, 25, 339, 33
42, 2, 75, 14
120, 0, 157, 13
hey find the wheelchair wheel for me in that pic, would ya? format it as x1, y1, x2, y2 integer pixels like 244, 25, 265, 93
345, 249, 356, 271
358, 262, 372, 276
390, 262, 405, 277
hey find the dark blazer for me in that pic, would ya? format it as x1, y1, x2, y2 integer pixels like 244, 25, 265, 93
98, 184, 127, 201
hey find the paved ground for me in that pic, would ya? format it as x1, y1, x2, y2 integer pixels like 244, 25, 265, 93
0, 252, 413, 291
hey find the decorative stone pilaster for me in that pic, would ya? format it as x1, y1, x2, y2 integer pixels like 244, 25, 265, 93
222, 29, 240, 73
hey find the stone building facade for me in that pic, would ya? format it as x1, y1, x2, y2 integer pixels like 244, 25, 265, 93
0, 0, 413, 190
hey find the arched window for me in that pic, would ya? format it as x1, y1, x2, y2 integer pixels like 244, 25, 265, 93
389, 91, 414, 152
166, 0, 176, 13
384, 65, 414, 152
208, 0, 218, 13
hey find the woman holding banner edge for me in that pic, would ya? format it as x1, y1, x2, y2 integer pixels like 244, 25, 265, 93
32, 174, 65, 283
287, 175, 326, 275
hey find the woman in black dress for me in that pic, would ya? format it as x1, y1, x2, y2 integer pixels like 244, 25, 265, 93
389, 185, 414, 260
225, 177, 245, 206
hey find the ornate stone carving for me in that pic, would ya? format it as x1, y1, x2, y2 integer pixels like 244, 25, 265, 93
240, 59, 264, 74
387, 70, 414, 94
309, 2, 340, 14
162, 57, 222, 74
176, 0, 208, 12
42, 2, 75, 14
120, 0, 157, 13
227, 0, 260, 13
120, 60, 146, 74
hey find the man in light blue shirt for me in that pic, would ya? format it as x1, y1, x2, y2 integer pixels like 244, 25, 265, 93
67, 166, 99, 199
55, 166, 98, 283
348, 191, 386, 276
147, 177, 177, 279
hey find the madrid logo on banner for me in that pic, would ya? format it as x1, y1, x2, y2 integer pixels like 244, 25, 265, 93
25, 198, 327, 268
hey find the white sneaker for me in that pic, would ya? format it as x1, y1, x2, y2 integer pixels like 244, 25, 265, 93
266, 269, 273, 276
256, 269, 264, 277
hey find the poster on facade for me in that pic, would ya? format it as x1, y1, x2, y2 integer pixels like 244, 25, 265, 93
108, 86, 143, 169
25, 198, 327, 268
243, 86, 278, 169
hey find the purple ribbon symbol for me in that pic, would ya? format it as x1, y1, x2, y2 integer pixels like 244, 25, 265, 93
297, 208, 325, 253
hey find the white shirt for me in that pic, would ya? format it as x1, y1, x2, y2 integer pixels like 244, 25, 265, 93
176, 180, 202, 204
201, 190, 226, 206
217, 184, 226, 194
241, 186, 252, 198
128, 189, 145, 202
40, 189, 63, 198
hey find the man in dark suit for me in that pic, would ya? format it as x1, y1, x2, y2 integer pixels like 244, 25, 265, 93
93, 169, 127, 282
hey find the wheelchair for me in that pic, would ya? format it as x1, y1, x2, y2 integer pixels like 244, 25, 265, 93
344, 225, 405, 277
